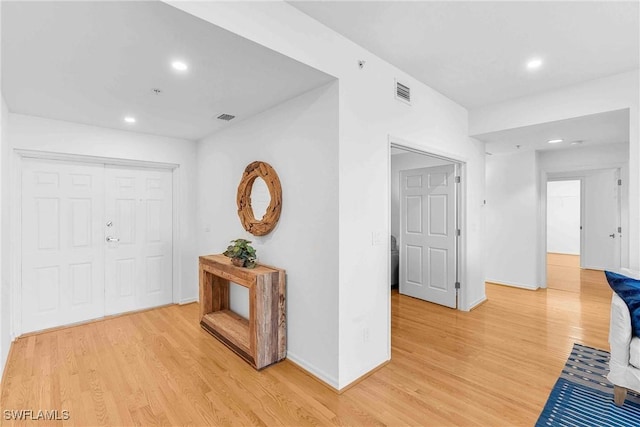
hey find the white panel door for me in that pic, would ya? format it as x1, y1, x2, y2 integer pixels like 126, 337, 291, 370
400, 165, 457, 308
21, 159, 105, 333
582, 169, 620, 271
104, 167, 173, 315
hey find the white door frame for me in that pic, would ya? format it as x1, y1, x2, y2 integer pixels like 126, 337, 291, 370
537, 162, 627, 288
11, 149, 180, 338
388, 136, 467, 312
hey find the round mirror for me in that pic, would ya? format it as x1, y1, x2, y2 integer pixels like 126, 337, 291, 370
250, 177, 270, 220
236, 161, 282, 236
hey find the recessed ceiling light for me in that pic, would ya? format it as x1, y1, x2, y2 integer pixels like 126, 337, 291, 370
172, 60, 188, 71
124, 116, 136, 124
547, 139, 563, 144
527, 58, 543, 70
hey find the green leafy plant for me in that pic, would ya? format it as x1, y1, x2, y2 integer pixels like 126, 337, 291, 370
223, 238, 257, 269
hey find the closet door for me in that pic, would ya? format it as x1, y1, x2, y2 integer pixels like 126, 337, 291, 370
104, 166, 173, 315
21, 158, 105, 333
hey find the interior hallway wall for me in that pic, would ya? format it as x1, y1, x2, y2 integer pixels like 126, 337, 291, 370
0, 0, 11, 382
196, 82, 340, 386
0, 95, 9, 380
485, 150, 539, 289
168, 0, 486, 389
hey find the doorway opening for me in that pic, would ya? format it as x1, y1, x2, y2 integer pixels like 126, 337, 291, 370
546, 179, 581, 291
543, 168, 622, 292
390, 143, 463, 309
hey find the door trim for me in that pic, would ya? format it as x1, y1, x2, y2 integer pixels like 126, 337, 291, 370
388, 137, 466, 295
15, 149, 178, 170
11, 150, 180, 338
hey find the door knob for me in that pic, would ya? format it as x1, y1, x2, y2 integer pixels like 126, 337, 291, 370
106, 236, 120, 243
609, 234, 616, 238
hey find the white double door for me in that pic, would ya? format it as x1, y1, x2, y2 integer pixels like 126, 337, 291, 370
21, 158, 173, 333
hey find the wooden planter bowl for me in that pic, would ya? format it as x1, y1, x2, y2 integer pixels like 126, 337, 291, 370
231, 258, 245, 267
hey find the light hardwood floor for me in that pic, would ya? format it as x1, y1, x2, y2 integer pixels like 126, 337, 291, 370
1, 265, 612, 426
547, 252, 583, 292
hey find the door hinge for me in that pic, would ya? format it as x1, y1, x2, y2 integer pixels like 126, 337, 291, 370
618, 226, 622, 233
456, 229, 461, 236
455, 176, 461, 184
455, 282, 461, 289
618, 179, 622, 186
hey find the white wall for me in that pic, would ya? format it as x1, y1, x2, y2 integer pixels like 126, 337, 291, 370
168, 1, 486, 389
485, 150, 539, 289
546, 180, 580, 255
0, 0, 10, 384
539, 142, 630, 171
390, 152, 451, 241
197, 82, 339, 386
0, 95, 9, 380
471, 71, 639, 272
470, 71, 639, 136
7, 114, 199, 336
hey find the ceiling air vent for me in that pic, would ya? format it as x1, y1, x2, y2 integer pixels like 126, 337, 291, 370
217, 113, 235, 121
395, 79, 411, 105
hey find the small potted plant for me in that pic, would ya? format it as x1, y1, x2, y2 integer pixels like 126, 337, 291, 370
223, 239, 257, 269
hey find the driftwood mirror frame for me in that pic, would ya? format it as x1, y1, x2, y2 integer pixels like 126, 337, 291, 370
237, 161, 282, 236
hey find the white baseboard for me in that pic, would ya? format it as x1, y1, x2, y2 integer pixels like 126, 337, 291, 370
286, 351, 339, 390
467, 295, 487, 311
179, 297, 198, 305
338, 358, 390, 390
486, 279, 538, 291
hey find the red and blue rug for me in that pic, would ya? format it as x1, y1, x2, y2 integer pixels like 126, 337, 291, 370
536, 343, 640, 426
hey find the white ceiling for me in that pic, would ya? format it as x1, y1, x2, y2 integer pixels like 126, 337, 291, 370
3, 2, 636, 146
1, 1, 335, 140
289, 1, 639, 109
475, 109, 630, 155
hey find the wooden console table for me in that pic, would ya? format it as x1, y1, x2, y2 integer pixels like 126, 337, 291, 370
199, 254, 286, 369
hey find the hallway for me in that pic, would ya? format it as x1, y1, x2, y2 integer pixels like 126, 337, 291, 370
547, 252, 609, 296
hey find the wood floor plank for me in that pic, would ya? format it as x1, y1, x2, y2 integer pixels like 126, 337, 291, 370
0, 263, 613, 426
